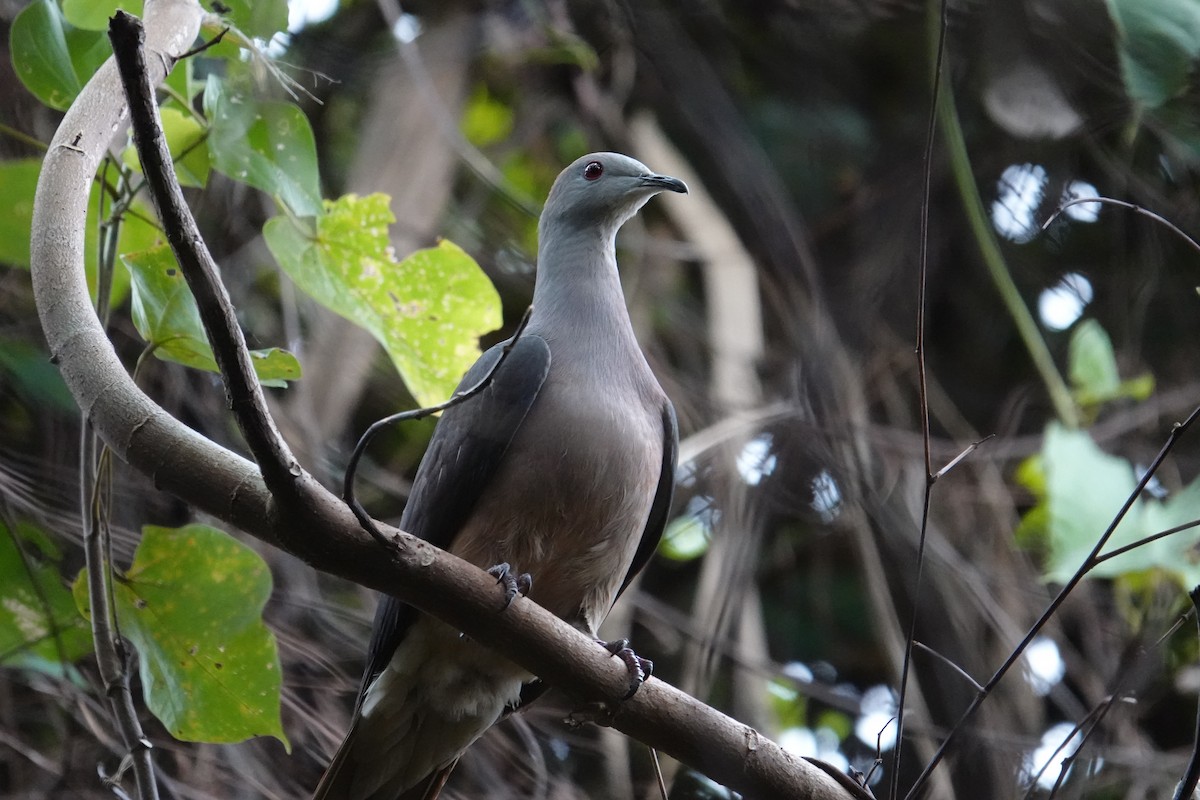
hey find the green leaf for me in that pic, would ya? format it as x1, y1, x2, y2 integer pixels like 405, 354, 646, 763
0, 157, 154, 307
263, 194, 502, 406
1119, 373, 1156, 402
122, 106, 211, 188
1014, 454, 1046, 497
204, 74, 323, 216
815, 709, 853, 742
0, 520, 91, 675
1022, 423, 1200, 588
11, 0, 111, 111
72, 525, 289, 748
528, 31, 600, 70
0, 159, 41, 269
61, 0, 144, 31
659, 514, 711, 561
0, 339, 76, 412
767, 678, 806, 729
1106, 0, 1200, 109
207, 0, 289, 40
124, 245, 301, 386
1068, 318, 1120, 405
1066, 318, 1156, 410
1035, 424, 1139, 583
461, 85, 514, 147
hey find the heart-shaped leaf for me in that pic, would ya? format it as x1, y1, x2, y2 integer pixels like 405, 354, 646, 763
263, 193, 502, 406
73, 525, 289, 748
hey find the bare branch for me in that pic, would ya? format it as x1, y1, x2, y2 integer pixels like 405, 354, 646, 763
931, 435, 993, 483
1041, 196, 1200, 259
892, 0, 950, 792
1173, 586, 1200, 800
108, 9, 301, 504
913, 641, 983, 693
1094, 518, 1200, 565
82, 443, 159, 800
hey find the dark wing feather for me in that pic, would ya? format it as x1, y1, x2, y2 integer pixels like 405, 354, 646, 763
355, 333, 551, 706
615, 400, 678, 600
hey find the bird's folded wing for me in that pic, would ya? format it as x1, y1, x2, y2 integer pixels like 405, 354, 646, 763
354, 332, 552, 708
616, 401, 678, 601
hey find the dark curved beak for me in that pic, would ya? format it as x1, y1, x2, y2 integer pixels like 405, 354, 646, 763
639, 173, 688, 194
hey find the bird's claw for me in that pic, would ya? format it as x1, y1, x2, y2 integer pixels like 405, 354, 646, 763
564, 640, 652, 726
565, 700, 616, 728
486, 562, 532, 609
599, 638, 653, 700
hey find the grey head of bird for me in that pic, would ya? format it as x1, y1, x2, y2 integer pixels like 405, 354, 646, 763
538, 152, 688, 240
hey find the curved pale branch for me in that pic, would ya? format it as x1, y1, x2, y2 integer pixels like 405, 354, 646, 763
29, 2, 854, 798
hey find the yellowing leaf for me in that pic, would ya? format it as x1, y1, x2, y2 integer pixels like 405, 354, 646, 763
263, 193, 502, 406
659, 514, 711, 561
461, 85, 514, 147
73, 525, 289, 748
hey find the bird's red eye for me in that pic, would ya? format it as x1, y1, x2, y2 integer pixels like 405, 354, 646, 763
583, 161, 603, 181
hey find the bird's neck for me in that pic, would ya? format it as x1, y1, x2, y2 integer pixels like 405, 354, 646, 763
530, 229, 639, 350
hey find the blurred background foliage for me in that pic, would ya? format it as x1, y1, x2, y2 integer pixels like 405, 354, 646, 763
3, 0, 1200, 798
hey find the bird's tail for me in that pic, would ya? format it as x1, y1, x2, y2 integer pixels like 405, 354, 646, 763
312, 731, 453, 800
312, 618, 528, 800
311, 729, 358, 800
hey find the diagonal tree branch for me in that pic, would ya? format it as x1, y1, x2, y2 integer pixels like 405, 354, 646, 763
30, 2, 855, 798
107, 11, 301, 505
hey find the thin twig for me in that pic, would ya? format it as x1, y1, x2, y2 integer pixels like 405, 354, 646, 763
891, 0, 948, 791
175, 26, 228, 60
0, 121, 49, 151
1039, 609, 1193, 798
1021, 695, 1114, 799
343, 307, 534, 546
108, 11, 301, 499
912, 641, 983, 692
865, 723, 892, 786
650, 747, 669, 800
80, 51, 159, 797
81, 430, 159, 800
931, 434, 994, 482
1094, 518, 1200, 565
905, 404, 1200, 799
1042, 197, 1200, 259
1173, 586, 1200, 800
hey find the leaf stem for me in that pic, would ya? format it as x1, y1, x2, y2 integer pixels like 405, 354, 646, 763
937, 78, 1079, 428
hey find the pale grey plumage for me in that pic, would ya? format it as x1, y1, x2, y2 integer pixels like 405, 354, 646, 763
313, 153, 685, 800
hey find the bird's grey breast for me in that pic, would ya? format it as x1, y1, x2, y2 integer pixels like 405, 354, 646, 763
451, 341, 665, 634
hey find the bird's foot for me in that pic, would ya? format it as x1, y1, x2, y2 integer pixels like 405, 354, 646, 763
599, 638, 653, 700
565, 700, 616, 728
486, 562, 532, 610
563, 641, 652, 727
